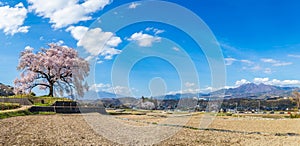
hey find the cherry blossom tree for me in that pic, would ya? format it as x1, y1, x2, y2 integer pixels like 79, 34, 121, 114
14, 44, 90, 97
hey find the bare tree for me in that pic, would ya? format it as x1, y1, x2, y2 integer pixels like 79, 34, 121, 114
292, 91, 300, 110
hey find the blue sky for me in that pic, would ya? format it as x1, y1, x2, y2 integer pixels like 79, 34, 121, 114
0, 0, 300, 97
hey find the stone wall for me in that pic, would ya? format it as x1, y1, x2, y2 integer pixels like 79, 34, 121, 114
0, 98, 32, 105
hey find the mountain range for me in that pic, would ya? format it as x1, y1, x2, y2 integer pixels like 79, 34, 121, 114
96, 83, 298, 99
211, 83, 297, 99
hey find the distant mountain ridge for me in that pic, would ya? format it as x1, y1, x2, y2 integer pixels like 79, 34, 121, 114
91, 83, 298, 109
95, 83, 298, 100
97, 91, 125, 98
211, 83, 297, 99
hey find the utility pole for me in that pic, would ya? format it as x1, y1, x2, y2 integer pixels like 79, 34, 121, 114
257, 100, 260, 113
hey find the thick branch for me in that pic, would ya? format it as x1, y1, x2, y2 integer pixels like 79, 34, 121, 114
31, 83, 50, 89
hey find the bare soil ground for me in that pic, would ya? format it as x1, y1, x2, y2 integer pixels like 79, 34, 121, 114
0, 112, 299, 145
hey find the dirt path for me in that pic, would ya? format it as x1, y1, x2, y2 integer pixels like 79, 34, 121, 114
0, 105, 32, 113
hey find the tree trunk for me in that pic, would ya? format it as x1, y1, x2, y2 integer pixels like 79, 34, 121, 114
48, 83, 54, 97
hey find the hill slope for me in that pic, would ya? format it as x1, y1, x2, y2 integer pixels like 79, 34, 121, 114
0, 83, 14, 96
211, 83, 296, 99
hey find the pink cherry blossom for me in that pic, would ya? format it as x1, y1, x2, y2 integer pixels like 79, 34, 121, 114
14, 44, 90, 97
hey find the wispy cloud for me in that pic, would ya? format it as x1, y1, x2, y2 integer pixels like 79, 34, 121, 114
91, 83, 136, 96
273, 62, 292, 67
128, 2, 141, 9
145, 27, 165, 35
288, 54, 300, 58
184, 82, 195, 88
263, 68, 272, 74
224, 58, 237, 66
225, 57, 253, 66
261, 58, 292, 66
172, 47, 180, 52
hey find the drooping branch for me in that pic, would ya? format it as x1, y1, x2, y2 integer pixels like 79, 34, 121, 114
14, 44, 90, 97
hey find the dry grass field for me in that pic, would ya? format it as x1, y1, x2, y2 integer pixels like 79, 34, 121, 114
0, 111, 299, 145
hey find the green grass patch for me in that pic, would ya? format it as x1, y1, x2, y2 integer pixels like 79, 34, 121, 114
217, 112, 233, 116
36, 112, 56, 115
7, 95, 72, 106
0, 110, 33, 119
0, 102, 21, 110
261, 115, 283, 119
29, 96, 72, 106
0, 110, 56, 119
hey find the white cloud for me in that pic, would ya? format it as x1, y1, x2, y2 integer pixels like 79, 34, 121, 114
253, 78, 300, 86
100, 47, 122, 60
184, 82, 195, 88
233, 78, 300, 87
145, 27, 153, 31
0, 2, 29, 35
167, 86, 216, 95
24, 46, 34, 51
273, 62, 292, 67
261, 58, 277, 63
128, 2, 141, 9
264, 68, 272, 74
91, 83, 134, 96
235, 79, 250, 86
28, 0, 111, 29
253, 78, 269, 83
251, 65, 262, 71
240, 59, 253, 65
84, 56, 94, 61
106, 36, 122, 46
288, 54, 300, 58
168, 77, 300, 95
91, 83, 111, 92
225, 58, 253, 66
127, 31, 161, 47
66, 26, 88, 40
96, 60, 104, 64
224, 58, 237, 66
153, 28, 164, 35
220, 43, 238, 51
172, 47, 180, 52
56, 40, 64, 46
261, 58, 292, 67
67, 26, 122, 60
145, 27, 164, 35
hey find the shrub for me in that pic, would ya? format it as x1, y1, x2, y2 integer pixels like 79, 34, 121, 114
290, 113, 300, 118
